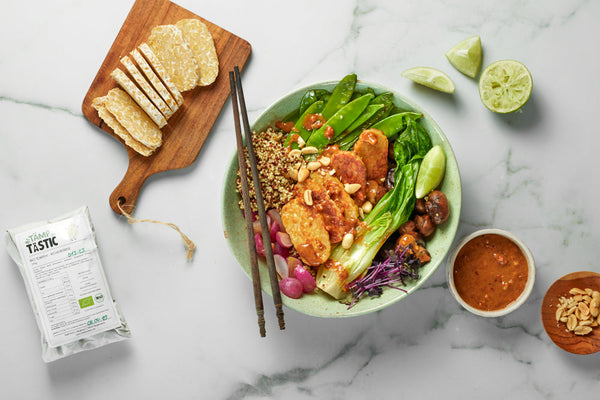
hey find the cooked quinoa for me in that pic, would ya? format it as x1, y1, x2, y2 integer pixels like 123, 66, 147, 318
236, 128, 301, 212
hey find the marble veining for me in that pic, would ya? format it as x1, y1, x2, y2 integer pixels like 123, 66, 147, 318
1, 0, 599, 399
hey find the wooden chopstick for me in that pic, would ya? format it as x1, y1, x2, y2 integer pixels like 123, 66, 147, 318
230, 66, 285, 333
229, 70, 266, 337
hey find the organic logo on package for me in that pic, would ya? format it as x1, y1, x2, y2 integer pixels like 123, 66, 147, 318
24, 230, 59, 254
79, 296, 94, 309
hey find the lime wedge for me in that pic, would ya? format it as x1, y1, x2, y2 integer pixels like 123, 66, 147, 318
402, 67, 455, 94
445, 36, 482, 78
415, 145, 446, 199
478, 60, 532, 113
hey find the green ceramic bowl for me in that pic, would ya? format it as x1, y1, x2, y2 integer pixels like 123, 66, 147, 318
221, 80, 462, 317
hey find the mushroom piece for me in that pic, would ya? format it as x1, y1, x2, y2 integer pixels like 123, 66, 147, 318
424, 190, 450, 225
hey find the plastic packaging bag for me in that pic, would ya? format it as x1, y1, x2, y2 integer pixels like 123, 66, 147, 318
6, 206, 131, 362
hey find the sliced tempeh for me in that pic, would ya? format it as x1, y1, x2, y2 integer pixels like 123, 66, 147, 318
176, 19, 219, 86
92, 96, 155, 157
103, 88, 162, 150
139, 42, 184, 106
120, 55, 174, 119
111, 68, 167, 128
130, 48, 179, 114
147, 24, 199, 92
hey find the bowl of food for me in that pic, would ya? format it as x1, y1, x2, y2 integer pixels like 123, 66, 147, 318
447, 228, 535, 317
222, 74, 461, 317
541, 271, 600, 355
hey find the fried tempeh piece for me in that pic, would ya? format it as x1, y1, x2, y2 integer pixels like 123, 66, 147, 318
281, 197, 331, 266
330, 151, 367, 203
353, 128, 389, 182
294, 171, 358, 243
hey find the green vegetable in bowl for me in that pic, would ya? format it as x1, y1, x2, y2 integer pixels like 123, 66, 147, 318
334, 91, 396, 150
316, 118, 432, 300
283, 100, 325, 149
299, 89, 330, 115
305, 93, 373, 149
320, 73, 357, 119
370, 111, 423, 139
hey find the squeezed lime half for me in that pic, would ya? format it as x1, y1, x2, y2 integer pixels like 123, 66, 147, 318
415, 145, 446, 199
402, 67, 455, 93
478, 60, 532, 113
445, 36, 482, 78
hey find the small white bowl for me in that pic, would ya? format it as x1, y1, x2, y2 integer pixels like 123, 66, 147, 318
446, 228, 535, 317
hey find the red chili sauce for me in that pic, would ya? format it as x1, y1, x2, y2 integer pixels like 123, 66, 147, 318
453, 233, 528, 311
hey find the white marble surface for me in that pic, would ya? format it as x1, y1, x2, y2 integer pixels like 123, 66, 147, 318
1, 0, 599, 398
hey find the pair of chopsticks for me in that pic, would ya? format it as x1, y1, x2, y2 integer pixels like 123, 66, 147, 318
229, 66, 285, 337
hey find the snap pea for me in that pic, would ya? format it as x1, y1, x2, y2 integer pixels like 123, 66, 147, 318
299, 89, 330, 115
305, 93, 373, 150
336, 92, 395, 150
351, 87, 376, 100
342, 103, 385, 134
361, 92, 395, 126
370, 112, 423, 139
321, 73, 357, 120
299, 90, 318, 116
284, 100, 325, 148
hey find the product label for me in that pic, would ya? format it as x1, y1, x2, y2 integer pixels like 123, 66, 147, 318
14, 213, 120, 348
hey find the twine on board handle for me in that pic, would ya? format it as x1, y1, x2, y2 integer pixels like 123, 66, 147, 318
117, 200, 196, 261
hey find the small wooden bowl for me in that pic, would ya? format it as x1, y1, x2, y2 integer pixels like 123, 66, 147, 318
541, 271, 600, 355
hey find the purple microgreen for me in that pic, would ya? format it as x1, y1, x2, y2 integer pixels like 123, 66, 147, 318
346, 245, 422, 309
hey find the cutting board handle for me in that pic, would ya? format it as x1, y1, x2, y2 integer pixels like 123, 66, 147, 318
109, 162, 150, 215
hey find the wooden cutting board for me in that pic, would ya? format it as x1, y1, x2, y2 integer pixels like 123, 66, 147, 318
82, 0, 251, 215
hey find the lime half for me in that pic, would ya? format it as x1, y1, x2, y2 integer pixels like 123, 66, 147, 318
445, 36, 482, 78
402, 67, 455, 94
478, 60, 532, 113
415, 145, 446, 199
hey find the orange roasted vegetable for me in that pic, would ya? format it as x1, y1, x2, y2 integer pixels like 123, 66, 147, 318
395, 233, 431, 264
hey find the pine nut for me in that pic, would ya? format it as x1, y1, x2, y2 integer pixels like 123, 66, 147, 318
344, 183, 362, 194
288, 167, 299, 181
342, 233, 354, 249
319, 156, 331, 166
304, 190, 313, 206
297, 137, 306, 148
